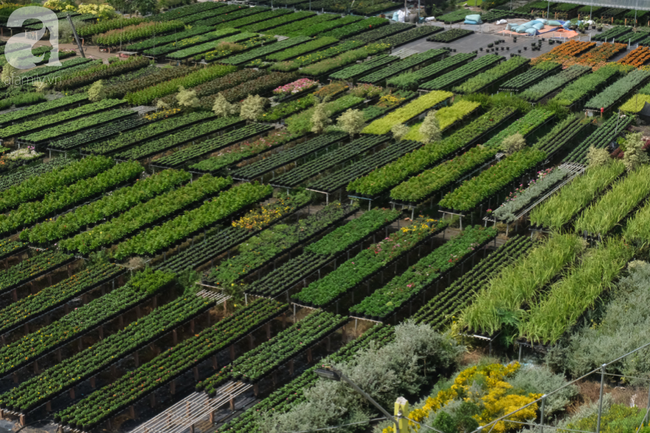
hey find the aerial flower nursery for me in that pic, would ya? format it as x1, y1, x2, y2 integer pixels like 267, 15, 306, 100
1, 0, 650, 432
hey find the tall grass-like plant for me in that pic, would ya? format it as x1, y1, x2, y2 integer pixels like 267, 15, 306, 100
460, 233, 586, 337
574, 165, 650, 235
518, 239, 634, 345
529, 161, 625, 230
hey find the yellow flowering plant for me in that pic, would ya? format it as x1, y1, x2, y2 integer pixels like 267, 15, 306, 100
384, 362, 541, 433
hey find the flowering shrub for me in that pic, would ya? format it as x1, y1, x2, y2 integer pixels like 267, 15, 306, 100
384, 363, 541, 433
273, 78, 318, 97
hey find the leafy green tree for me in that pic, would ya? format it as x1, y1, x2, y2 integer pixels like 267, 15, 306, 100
392, 123, 409, 141
212, 93, 237, 118
586, 146, 611, 168
240, 95, 266, 121
310, 101, 330, 134
1, 63, 17, 87
501, 132, 526, 155
336, 109, 365, 137
623, 132, 648, 172
176, 85, 199, 109
419, 110, 441, 144
88, 80, 104, 102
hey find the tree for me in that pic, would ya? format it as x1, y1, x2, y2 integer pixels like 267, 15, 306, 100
392, 123, 409, 141
586, 146, 611, 168
501, 133, 526, 155
156, 99, 169, 110
623, 132, 649, 172
240, 94, 266, 121
212, 93, 237, 118
311, 101, 330, 134
88, 80, 104, 102
176, 86, 199, 109
1, 63, 17, 87
337, 109, 365, 137
419, 110, 441, 144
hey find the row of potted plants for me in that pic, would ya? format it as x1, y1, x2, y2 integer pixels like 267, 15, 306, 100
0, 239, 26, 261
215, 9, 290, 31
386, 51, 476, 90
159, 193, 311, 273
302, 43, 389, 77
519, 239, 634, 345
271, 13, 338, 36
0, 262, 123, 335
208, 72, 297, 105
222, 36, 311, 66
1, 284, 212, 412
22, 169, 191, 245
305, 208, 401, 255
58, 175, 231, 255
362, 90, 452, 135
20, 109, 135, 145
125, 64, 237, 105
575, 165, 650, 236
564, 115, 633, 165
0, 161, 144, 237
377, 25, 443, 48
202, 35, 277, 63
293, 217, 448, 307
126, 25, 211, 52
0, 99, 125, 139
348, 106, 516, 197
115, 116, 244, 161
453, 56, 529, 95
350, 225, 497, 320
438, 147, 548, 213
266, 37, 339, 63
286, 94, 364, 135
530, 160, 624, 231
359, 47, 448, 85
194, 5, 266, 28
499, 61, 561, 93
421, 54, 503, 91
0, 155, 113, 213
290, 15, 362, 38
272, 135, 387, 188
77, 17, 145, 37
198, 310, 348, 394
491, 167, 570, 223
460, 233, 585, 336
585, 68, 650, 111
53, 57, 150, 91
520, 64, 591, 102
205, 202, 354, 286
157, 69, 266, 107
162, 28, 244, 59
390, 146, 499, 204
151, 1, 222, 21
241, 11, 314, 33
189, 130, 299, 173
270, 40, 363, 72
53, 298, 286, 431
0, 249, 72, 295
111, 182, 273, 259
153, 123, 273, 168
0, 268, 176, 376
320, 16, 388, 39
0, 94, 87, 127
93, 21, 185, 46
232, 132, 347, 180
83, 111, 210, 155
217, 324, 394, 433
412, 235, 533, 331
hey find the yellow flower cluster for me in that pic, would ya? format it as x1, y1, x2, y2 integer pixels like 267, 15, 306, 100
145, 108, 180, 121
232, 197, 294, 231
383, 362, 540, 433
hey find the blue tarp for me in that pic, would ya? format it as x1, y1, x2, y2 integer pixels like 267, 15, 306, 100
464, 13, 482, 24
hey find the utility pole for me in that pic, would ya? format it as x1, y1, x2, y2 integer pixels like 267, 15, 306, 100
66, 13, 85, 58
